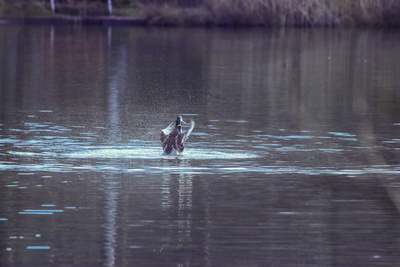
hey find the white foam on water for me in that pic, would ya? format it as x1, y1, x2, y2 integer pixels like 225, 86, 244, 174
64, 146, 259, 160
65, 147, 161, 159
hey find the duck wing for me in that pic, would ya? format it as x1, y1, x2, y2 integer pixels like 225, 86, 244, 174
177, 120, 195, 145
160, 122, 174, 143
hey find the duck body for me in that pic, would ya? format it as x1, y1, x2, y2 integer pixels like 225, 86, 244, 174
160, 116, 194, 155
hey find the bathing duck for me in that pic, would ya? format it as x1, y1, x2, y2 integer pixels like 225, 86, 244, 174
160, 116, 195, 155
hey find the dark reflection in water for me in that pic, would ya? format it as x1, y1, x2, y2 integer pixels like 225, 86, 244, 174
0, 25, 400, 266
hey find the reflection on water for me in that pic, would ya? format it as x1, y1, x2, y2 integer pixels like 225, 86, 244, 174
1, 25, 400, 266
104, 173, 118, 267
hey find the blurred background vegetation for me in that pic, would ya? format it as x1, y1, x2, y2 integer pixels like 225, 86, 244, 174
0, 0, 139, 17
0, 0, 399, 26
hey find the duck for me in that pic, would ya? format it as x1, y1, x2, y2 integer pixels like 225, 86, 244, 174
160, 116, 195, 155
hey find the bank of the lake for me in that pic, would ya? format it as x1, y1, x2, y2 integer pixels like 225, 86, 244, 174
0, 16, 147, 26
1, 0, 400, 27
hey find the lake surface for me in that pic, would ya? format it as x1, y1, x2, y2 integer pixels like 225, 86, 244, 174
1, 25, 400, 266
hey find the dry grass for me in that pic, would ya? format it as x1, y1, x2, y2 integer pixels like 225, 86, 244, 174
140, 0, 400, 26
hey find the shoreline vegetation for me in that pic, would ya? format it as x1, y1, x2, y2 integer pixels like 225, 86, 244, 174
0, 0, 399, 27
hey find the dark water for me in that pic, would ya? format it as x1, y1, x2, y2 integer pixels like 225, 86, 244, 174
1, 25, 400, 266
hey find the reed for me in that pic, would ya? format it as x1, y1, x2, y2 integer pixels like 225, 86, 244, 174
140, 0, 400, 26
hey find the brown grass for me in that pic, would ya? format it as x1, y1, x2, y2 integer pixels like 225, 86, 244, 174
140, 0, 400, 26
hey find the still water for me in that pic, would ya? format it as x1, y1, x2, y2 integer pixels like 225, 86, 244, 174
1, 25, 400, 266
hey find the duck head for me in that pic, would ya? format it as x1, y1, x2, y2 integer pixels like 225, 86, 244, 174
176, 116, 186, 126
